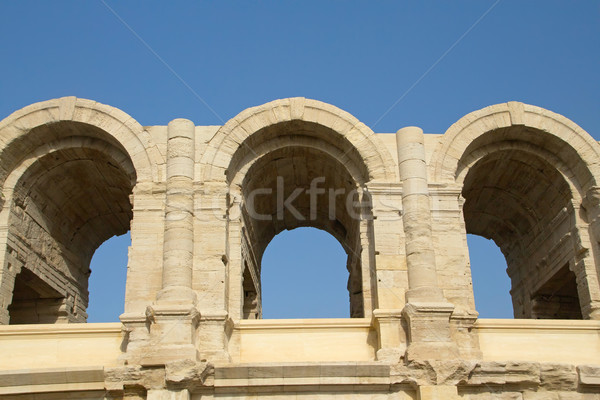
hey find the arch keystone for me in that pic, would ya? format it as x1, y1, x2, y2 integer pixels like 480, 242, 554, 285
507, 101, 525, 125
289, 97, 306, 120
58, 96, 77, 121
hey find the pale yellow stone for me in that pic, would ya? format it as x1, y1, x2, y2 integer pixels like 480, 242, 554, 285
0, 98, 598, 398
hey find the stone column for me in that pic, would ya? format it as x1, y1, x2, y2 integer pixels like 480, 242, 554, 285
139, 119, 199, 365
396, 126, 443, 302
157, 118, 197, 304
396, 126, 457, 360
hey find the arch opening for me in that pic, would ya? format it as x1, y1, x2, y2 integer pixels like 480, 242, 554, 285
467, 234, 513, 318
229, 122, 374, 320
1, 122, 135, 324
462, 142, 583, 319
87, 232, 130, 322
259, 227, 349, 319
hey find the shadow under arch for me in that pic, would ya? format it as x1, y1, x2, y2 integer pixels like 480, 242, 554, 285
433, 102, 600, 319
462, 144, 581, 318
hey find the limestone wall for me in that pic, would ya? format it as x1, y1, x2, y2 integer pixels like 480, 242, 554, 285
0, 97, 599, 399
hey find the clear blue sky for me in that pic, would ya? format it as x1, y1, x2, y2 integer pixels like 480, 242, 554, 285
1, 1, 598, 321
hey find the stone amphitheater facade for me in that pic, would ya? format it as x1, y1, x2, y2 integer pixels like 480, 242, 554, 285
0, 97, 599, 399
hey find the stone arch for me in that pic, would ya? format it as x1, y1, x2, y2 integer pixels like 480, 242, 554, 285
0, 96, 163, 187
0, 97, 162, 324
215, 98, 387, 320
201, 97, 397, 183
3, 136, 136, 191
431, 101, 600, 192
432, 102, 600, 319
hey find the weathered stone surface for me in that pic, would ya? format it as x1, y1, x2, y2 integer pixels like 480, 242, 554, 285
540, 364, 578, 391
105, 365, 166, 392
460, 391, 523, 400
0, 98, 599, 399
578, 365, 600, 388
391, 360, 476, 386
522, 391, 600, 399
467, 362, 541, 386
165, 359, 213, 388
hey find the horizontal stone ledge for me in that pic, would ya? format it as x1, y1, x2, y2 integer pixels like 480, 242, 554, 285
0, 322, 122, 336
474, 319, 600, 331
234, 317, 372, 330
0, 383, 105, 396
212, 382, 410, 395
213, 362, 391, 387
0, 366, 105, 395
